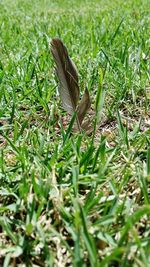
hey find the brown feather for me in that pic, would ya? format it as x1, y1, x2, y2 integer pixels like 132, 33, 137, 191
77, 88, 91, 124
51, 38, 79, 115
50, 38, 93, 133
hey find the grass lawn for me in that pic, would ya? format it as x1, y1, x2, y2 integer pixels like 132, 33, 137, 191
0, 0, 150, 266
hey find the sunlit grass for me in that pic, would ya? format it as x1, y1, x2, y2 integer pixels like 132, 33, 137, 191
0, 0, 150, 266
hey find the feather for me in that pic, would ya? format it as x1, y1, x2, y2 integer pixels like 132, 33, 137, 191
77, 87, 91, 125
81, 116, 94, 135
51, 38, 79, 114
50, 38, 93, 133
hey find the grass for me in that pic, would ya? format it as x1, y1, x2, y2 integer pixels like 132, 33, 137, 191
0, 0, 150, 266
